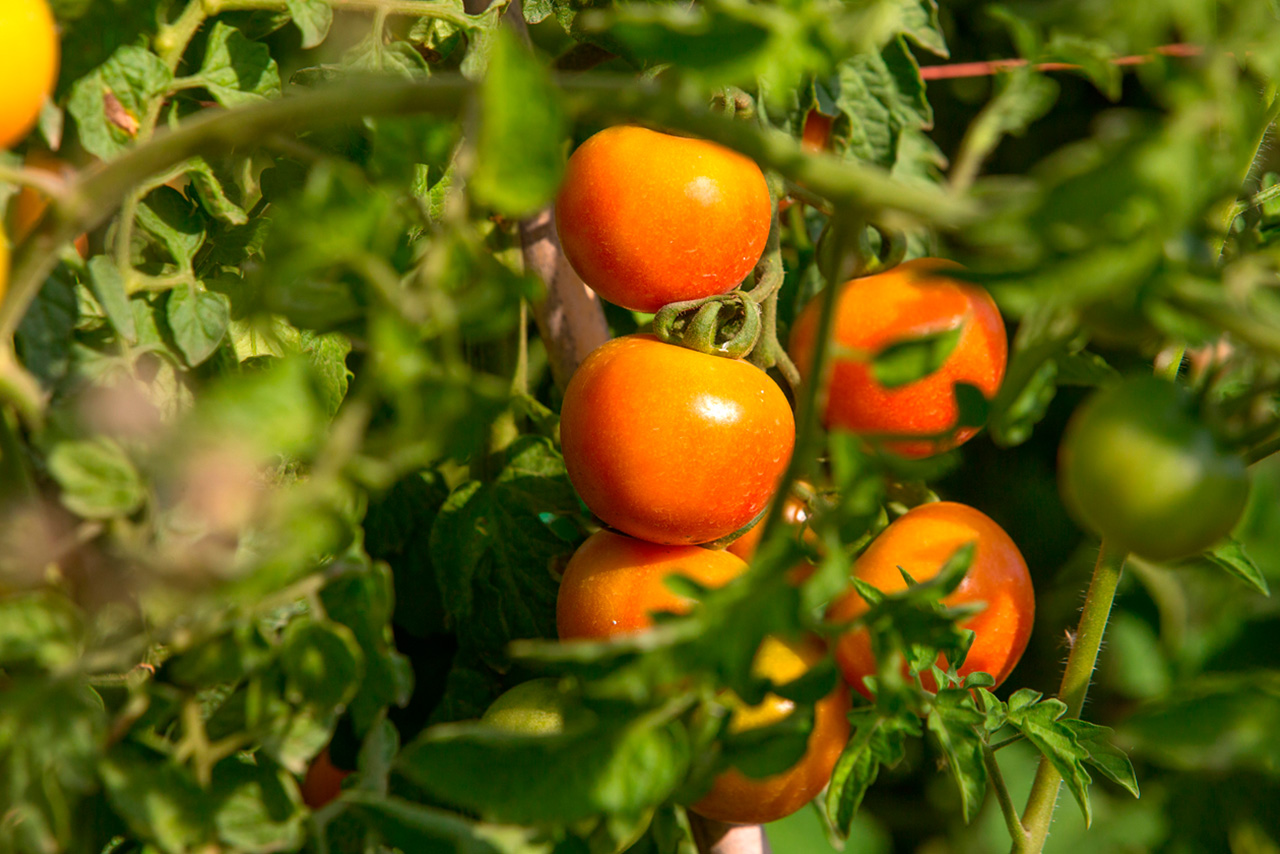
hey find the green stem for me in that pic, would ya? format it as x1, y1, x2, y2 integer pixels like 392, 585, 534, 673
1018, 540, 1127, 853
985, 742, 1029, 853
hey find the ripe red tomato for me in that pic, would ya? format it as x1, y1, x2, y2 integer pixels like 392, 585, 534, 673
555, 126, 771, 313
560, 335, 795, 546
0, 0, 59, 150
801, 110, 834, 152
556, 530, 748, 639
689, 635, 850, 825
301, 746, 351, 808
827, 501, 1034, 697
788, 259, 1007, 458
1059, 375, 1250, 561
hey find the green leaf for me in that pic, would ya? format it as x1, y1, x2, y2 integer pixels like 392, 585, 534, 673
1201, 538, 1270, 596
281, 620, 365, 710
870, 325, 962, 388
67, 45, 173, 159
952, 70, 1058, 182
344, 791, 550, 854
297, 330, 352, 418
1061, 719, 1139, 798
193, 21, 281, 107
186, 157, 250, 225
397, 708, 690, 824
209, 755, 305, 851
14, 267, 77, 385
716, 702, 814, 779
192, 356, 328, 460
470, 28, 566, 217
285, 0, 333, 48
137, 186, 206, 267
825, 711, 913, 836
429, 436, 582, 667
1005, 693, 1094, 826
166, 623, 276, 687
47, 438, 145, 519
166, 284, 230, 366
1056, 350, 1121, 386
926, 690, 988, 821
0, 593, 81, 670
86, 257, 138, 344
101, 744, 215, 854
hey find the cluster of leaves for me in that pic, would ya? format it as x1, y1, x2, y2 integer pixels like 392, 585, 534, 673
3, 0, 1280, 853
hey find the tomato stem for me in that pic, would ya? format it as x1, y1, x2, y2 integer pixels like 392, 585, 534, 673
985, 741, 1029, 853
1017, 540, 1127, 854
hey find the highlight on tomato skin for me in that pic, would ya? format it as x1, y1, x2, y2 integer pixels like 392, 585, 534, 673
559, 334, 795, 547
555, 125, 772, 313
687, 635, 851, 825
788, 258, 1008, 458
827, 501, 1034, 698
556, 529, 748, 640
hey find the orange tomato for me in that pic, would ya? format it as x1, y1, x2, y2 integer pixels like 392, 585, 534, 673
11, 150, 89, 258
556, 530, 747, 639
301, 746, 351, 808
560, 335, 795, 546
827, 502, 1034, 697
725, 492, 810, 562
689, 635, 850, 825
555, 126, 771, 313
0, 0, 59, 149
788, 259, 1007, 458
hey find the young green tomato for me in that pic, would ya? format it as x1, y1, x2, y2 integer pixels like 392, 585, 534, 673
1059, 375, 1250, 561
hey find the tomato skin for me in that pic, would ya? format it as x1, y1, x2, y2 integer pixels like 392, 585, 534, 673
0, 0, 59, 150
690, 635, 850, 825
800, 111, 833, 153
560, 335, 795, 546
557, 530, 748, 639
828, 502, 1034, 697
788, 259, 1008, 458
301, 747, 351, 809
555, 126, 772, 313
1059, 376, 1250, 561
11, 150, 90, 258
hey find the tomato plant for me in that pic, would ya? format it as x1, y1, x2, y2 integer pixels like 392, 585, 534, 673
0, 0, 58, 149
10, 150, 89, 258
828, 501, 1035, 695
557, 530, 747, 639
560, 334, 795, 545
556, 125, 772, 313
1059, 375, 1251, 561
689, 636, 849, 825
788, 258, 1008, 458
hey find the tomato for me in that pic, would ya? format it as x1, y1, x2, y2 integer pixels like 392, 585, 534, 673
801, 110, 834, 153
725, 492, 809, 562
689, 635, 850, 825
1058, 375, 1250, 561
10, 150, 90, 258
788, 259, 1008, 458
0, 0, 59, 150
560, 335, 795, 546
555, 126, 771, 313
301, 746, 351, 808
828, 501, 1034, 697
482, 678, 570, 734
557, 530, 748, 639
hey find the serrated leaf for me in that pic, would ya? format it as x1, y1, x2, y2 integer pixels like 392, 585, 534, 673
1005, 694, 1094, 826
47, 438, 145, 519
870, 325, 962, 388
194, 22, 281, 107
470, 28, 566, 216
825, 711, 912, 836
285, 0, 333, 48
1201, 538, 1270, 596
167, 285, 230, 366
86, 257, 138, 343
67, 45, 173, 159
137, 186, 206, 267
927, 690, 988, 821
1061, 719, 1139, 798
429, 436, 581, 667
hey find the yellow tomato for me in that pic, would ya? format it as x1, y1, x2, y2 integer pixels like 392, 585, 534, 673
0, 0, 60, 149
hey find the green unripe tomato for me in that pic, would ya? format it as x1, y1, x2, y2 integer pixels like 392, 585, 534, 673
480, 678, 569, 735
1059, 375, 1250, 561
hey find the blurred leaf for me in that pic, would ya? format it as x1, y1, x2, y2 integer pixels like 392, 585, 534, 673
471, 28, 566, 217
870, 325, 962, 388
927, 689, 987, 821
0, 594, 81, 670
209, 756, 305, 851
85, 257, 138, 344
101, 744, 214, 853
1201, 538, 1270, 595
15, 267, 77, 385
1056, 350, 1121, 387
166, 284, 230, 366
344, 791, 550, 854
193, 21, 281, 107
47, 437, 145, 519
138, 186, 207, 267
281, 620, 364, 710
825, 710, 913, 836
717, 702, 813, 779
